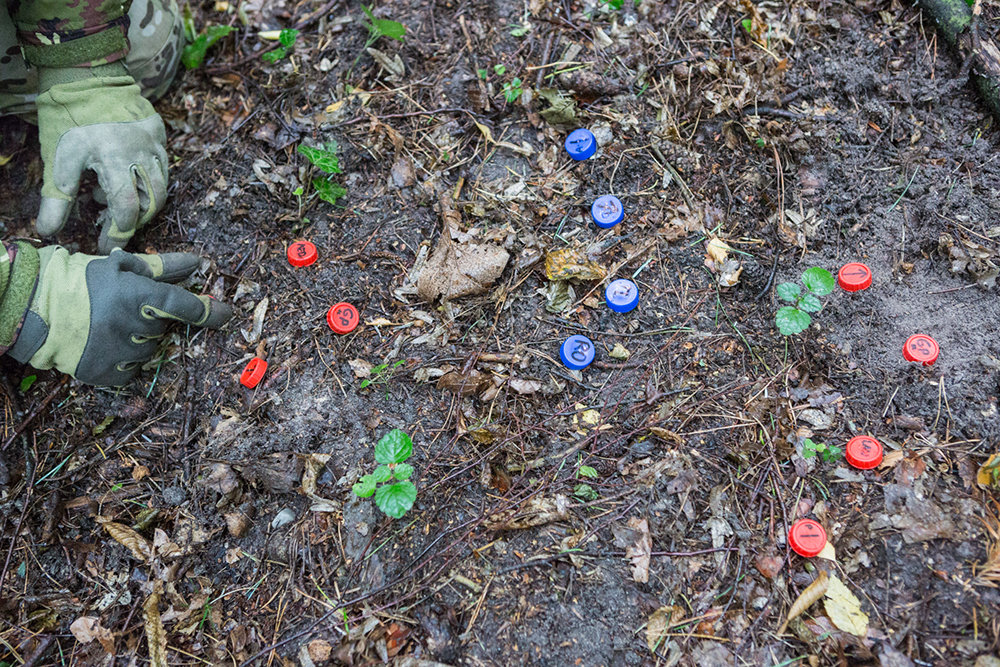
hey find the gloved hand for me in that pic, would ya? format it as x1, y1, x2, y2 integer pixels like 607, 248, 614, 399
4, 245, 231, 386
35, 63, 169, 253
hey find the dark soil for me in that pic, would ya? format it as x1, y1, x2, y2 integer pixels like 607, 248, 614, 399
2, 1, 1000, 666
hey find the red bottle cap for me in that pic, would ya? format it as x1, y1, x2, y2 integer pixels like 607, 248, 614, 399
837, 262, 872, 292
327, 302, 359, 334
287, 240, 318, 267
240, 357, 267, 389
903, 334, 939, 366
845, 435, 883, 469
788, 519, 827, 558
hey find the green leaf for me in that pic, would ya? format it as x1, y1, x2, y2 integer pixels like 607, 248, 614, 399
353, 474, 376, 497
509, 23, 530, 37
477, 68, 488, 80
776, 282, 800, 302
375, 428, 413, 464
278, 28, 299, 47
19, 375, 36, 392
181, 24, 236, 69
375, 481, 417, 518
297, 143, 342, 174
502, 78, 523, 103
573, 483, 598, 501
802, 267, 835, 296
372, 465, 392, 483
577, 465, 598, 479
373, 17, 406, 41
493, 64, 506, 76
741, 17, 752, 33
775, 306, 811, 335
313, 178, 347, 205
798, 294, 823, 313
362, 4, 375, 21
360, 378, 372, 388
603, 0, 624, 8
802, 448, 816, 458
262, 47, 287, 63
392, 462, 414, 480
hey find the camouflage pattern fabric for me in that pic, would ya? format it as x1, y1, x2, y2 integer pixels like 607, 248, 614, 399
0, 0, 182, 116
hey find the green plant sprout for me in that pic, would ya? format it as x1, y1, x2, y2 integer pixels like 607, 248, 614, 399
181, 22, 235, 70
353, 429, 417, 519
262, 28, 299, 63
360, 359, 405, 397
601, 0, 625, 9
574, 456, 599, 500
502, 77, 523, 104
775, 267, 835, 335
802, 438, 842, 463
349, 4, 406, 74
297, 141, 347, 205
493, 64, 506, 76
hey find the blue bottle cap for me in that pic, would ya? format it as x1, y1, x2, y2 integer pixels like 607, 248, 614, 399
605, 279, 639, 313
565, 129, 597, 161
560, 335, 596, 370
591, 195, 624, 229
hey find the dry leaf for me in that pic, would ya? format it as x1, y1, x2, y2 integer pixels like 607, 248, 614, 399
70, 616, 115, 653
509, 378, 542, 395
706, 238, 731, 264
98, 519, 151, 561
817, 541, 836, 561
437, 368, 487, 396
625, 517, 652, 583
301, 453, 331, 496
132, 464, 150, 481
348, 358, 373, 378
824, 574, 869, 637
646, 605, 684, 652
143, 590, 168, 667
308, 639, 333, 662
778, 569, 828, 634
978, 453, 1000, 489
544, 247, 607, 281
609, 343, 630, 360
201, 463, 239, 495
484, 494, 570, 529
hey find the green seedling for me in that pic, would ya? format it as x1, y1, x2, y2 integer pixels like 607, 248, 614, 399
601, 0, 625, 9
509, 23, 530, 37
19, 374, 36, 392
502, 77, 523, 104
477, 68, 488, 80
353, 429, 417, 519
775, 267, 835, 335
181, 23, 235, 69
262, 28, 299, 63
802, 438, 842, 463
297, 141, 347, 205
349, 4, 406, 75
493, 64, 506, 76
360, 359, 405, 397
573, 456, 599, 500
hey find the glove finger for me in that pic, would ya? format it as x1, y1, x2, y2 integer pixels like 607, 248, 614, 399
144, 282, 233, 329
37, 197, 75, 236
119, 251, 201, 283
37, 149, 86, 236
95, 161, 141, 251
135, 162, 167, 229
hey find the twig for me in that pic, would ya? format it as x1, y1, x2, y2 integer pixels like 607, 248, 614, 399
1, 378, 66, 451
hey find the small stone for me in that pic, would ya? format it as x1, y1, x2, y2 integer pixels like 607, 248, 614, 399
270, 508, 296, 529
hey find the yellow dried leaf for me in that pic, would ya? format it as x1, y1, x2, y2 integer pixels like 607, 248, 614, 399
544, 247, 607, 281
646, 605, 683, 652
143, 590, 168, 667
978, 453, 1000, 489
0, 154, 12, 167
778, 569, 827, 634
706, 238, 730, 264
609, 343, 630, 360
98, 519, 151, 561
816, 541, 836, 561
824, 574, 869, 637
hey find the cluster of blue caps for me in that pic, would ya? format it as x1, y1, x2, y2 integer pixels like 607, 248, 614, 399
558, 129, 638, 371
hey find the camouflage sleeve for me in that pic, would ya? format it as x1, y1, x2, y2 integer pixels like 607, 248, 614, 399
7, 0, 130, 68
0, 242, 40, 354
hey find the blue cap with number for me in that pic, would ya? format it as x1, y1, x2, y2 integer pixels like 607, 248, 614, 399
565, 129, 597, 161
605, 278, 639, 313
560, 334, 596, 370
591, 195, 624, 229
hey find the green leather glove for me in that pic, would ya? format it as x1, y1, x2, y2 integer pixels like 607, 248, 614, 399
35, 63, 169, 253
3, 245, 232, 387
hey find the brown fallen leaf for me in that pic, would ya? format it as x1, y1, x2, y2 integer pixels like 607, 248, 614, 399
544, 247, 607, 281
484, 494, 570, 530
646, 605, 684, 653
437, 368, 488, 396
201, 463, 239, 495
508, 377, 542, 395
417, 196, 510, 301
70, 616, 115, 653
308, 639, 333, 662
143, 588, 168, 667
778, 569, 828, 634
98, 518, 151, 562
824, 574, 869, 637
624, 517, 652, 583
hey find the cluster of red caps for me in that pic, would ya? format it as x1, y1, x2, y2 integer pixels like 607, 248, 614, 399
789, 261, 933, 557
238, 240, 361, 389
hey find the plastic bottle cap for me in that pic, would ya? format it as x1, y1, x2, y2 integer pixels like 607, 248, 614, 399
560, 335, 596, 370
327, 302, 359, 334
287, 240, 318, 267
788, 519, 827, 558
845, 435, 883, 469
591, 195, 624, 229
605, 279, 639, 313
565, 129, 597, 161
837, 262, 872, 292
240, 357, 267, 389
903, 334, 939, 366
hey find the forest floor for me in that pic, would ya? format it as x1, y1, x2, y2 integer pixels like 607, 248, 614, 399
2, 0, 1000, 665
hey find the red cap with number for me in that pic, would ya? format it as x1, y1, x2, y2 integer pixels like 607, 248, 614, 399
903, 334, 939, 366
788, 519, 827, 558
287, 240, 318, 267
837, 262, 872, 292
845, 435, 883, 469
240, 357, 267, 389
327, 302, 359, 334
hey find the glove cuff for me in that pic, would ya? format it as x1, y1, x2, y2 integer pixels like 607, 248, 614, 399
37, 63, 132, 93
19, 16, 130, 70
0, 242, 41, 354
